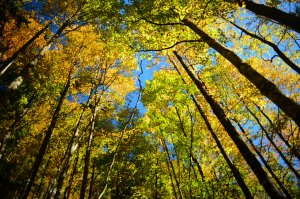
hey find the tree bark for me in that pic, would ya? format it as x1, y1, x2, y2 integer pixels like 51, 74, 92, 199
21, 69, 72, 199
79, 104, 97, 199
54, 87, 94, 199
253, 103, 300, 162
237, 0, 300, 33
172, 59, 254, 198
0, 22, 51, 76
182, 18, 300, 127
64, 148, 80, 199
236, 122, 293, 199
163, 139, 184, 199
174, 51, 285, 199
246, 106, 300, 180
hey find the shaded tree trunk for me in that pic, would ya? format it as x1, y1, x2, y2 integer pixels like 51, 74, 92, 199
246, 106, 300, 180
253, 103, 300, 161
54, 87, 94, 199
21, 68, 72, 199
236, 0, 300, 33
88, 161, 96, 199
181, 19, 300, 127
165, 154, 178, 199
172, 59, 253, 199
163, 139, 183, 199
0, 22, 51, 76
64, 148, 81, 199
236, 122, 293, 199
79, 104, 97, 199
174, 51, 285, 199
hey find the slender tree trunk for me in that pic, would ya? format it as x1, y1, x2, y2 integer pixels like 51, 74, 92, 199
174, 107, 205, 182
236, 122, 293, 199
163, 139, 184, 199
188, 113, 193, 198
181, 19, 300, 127
192, 95, 253, 199
0, 22, 51, 76
172, 59, 253, 199
79, 104, 97, 199
88, 161, 96, 199
174, 51, 285, 198
253, 103, 300, 161
191, 155, 205, 182
228, 20, 300, 74
97, 80, 142, 199
21, 69, 72, 199
165, 153, 178, 199
33, 156, 52, 199
0, 105, 31, 159
236, 0, 300, 33
246, 106, 300, 180
223, 72, 300, 162
54, 88, 94, 199
64, 148, 81, 199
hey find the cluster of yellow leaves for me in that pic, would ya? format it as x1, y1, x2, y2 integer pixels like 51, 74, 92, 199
1, 18, 47, 60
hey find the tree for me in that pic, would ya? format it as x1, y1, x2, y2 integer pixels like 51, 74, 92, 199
174, 51, 284, 198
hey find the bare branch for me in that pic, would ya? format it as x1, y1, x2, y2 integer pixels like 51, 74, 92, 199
138, 39, 202, 52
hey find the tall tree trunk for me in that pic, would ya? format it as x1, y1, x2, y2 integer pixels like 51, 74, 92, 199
21, 69, 72, 199
64, 148, 81, 199
223, 72, 300, 162
97, 79, 142, 199
172, 60, 254, 199
88, 161, 96, 199
79, 104, 97, 199
165, 153, 178, 199
33, 155, 52, 199
191, 94, 254, 199
0, 22, 51, 76
0, 103, 31, 159
227, 20, 300, 74
236, 122, 293, 199
246, 106, 300, 180
54, 88, 94, 199
235, 0, 300, 33
174, 107, 205, 182
253, 103, 300, 161
181, 19, 300, 127
173, 51, 285, 199
163, 139, 184, 199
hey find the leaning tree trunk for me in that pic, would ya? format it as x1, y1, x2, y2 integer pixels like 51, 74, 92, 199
174, 51, 285, 199
236, 122, 293, 199
174, 107, 205, 182
172, 60, 253, 198
246, 106, 300, 180
21, 68, 72, 199
182, 19, 300, 127
253, 103, 300, 162
162, 139, 184, 199
233, 0, 300, 33
79, 103, 97, 199
54, 86, 94, 199
0, 21, 51, 76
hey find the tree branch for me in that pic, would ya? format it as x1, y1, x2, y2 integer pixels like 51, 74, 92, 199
138, 39, 202, 52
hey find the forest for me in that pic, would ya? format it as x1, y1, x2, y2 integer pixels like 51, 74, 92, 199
0, 0, 299, 198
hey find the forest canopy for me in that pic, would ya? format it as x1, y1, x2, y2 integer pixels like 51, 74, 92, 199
0, 0, 299, 198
